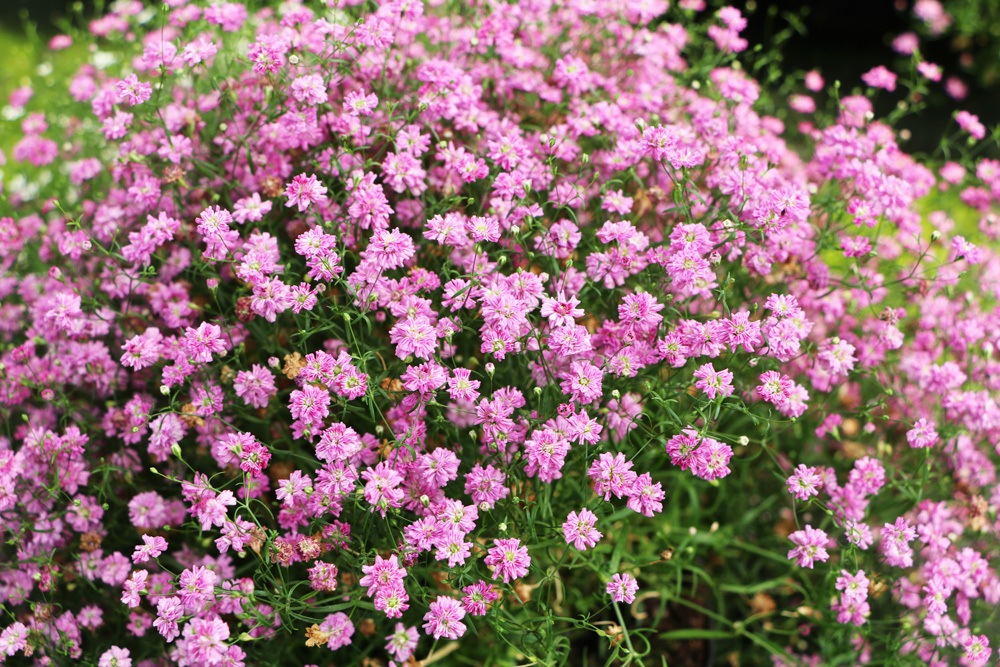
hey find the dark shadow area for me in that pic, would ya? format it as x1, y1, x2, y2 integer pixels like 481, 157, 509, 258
739, 0, 999, 154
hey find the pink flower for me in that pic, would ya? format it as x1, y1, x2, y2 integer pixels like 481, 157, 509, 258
485, 538, 530, 583
906, 418, 938, 449
879, 517, 916, 568
861, 65, 897, 92
99, 646, 132, 667
964, 635, 992, 665
233, 364, 276, 409
0, 622, 28, 657
757, 371, 792, 405
360, 554, 407, 596
787, 526, 830, 569
178, 565, 217, 613
588, 452, 637, 500
692, 437, 733, 481
121, 569, 147, 608
153, 597, 183, 642
563, 509, 602, 550
466, 215, 501, 243
385, 623, 419, 661
422, 596, 466, 640
464, 464, 509, 509
786, 464, 822, 501
115, 73, 152, 106
461, 581, 498, 616
284, 173, 328, 212
365, 227, 415, 269
626, 473, 665, 517
606, 573, 638, 604
121, 327, 163, 370
693, 363, 734, 400
390, 315, 437, 360
132, 535, 168, 564
344, 90, 378, 117
319, 612, 354, 650
955, 110, 986, 140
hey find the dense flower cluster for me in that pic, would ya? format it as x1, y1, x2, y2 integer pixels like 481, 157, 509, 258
0, 0, 998, 665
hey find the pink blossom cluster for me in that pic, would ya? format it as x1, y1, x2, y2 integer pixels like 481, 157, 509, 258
0, 0, 997, 665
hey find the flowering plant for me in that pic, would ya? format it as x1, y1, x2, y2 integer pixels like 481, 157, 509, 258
1, 0, 998, 666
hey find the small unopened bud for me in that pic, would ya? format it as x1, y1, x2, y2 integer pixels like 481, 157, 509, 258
288, 54, 299, 65
737, 435, 750, 447
485, 362, 495, 376
930, 230, 941, 242
611, 389, 621, 399
159, 385, 170, 395
498, 522, 508, 533
170, 443, 182, 459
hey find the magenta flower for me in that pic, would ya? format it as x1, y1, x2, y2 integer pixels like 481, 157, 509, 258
563, 509, 602, 550
115, 73, 151, 106
359, 554, 407, 596
485, 538, 531, 583
422, 596, 467, 640
0, 622, 28, 658
906, 418, 938, 449
462, 581, 499, 616
693, 363, 735, 400
385, 623, 419, 662
861, 65, 897, 92
132, 535, 168, 564
786, 464, 822, 501
606, 573, 639, 604
588, 452, 637, 501
319, 612, 354, 650
787, 526, 830, 569
120, 570, 147, 608
284, 173, 328, 212
98, 646, 132, 667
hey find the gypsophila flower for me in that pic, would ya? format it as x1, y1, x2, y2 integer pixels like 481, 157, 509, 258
132, 535, 168, 564
787, 526, 830, 569
385, 623, 419, 662
606, 573, 639, 604
462, 581, 499, 616
563, 509, 602, 550
485, 538, 530, 583
786, 464, 822, 501
98, 646, 132, 667
422, 596, 466, 640
285, 173, 328, 212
